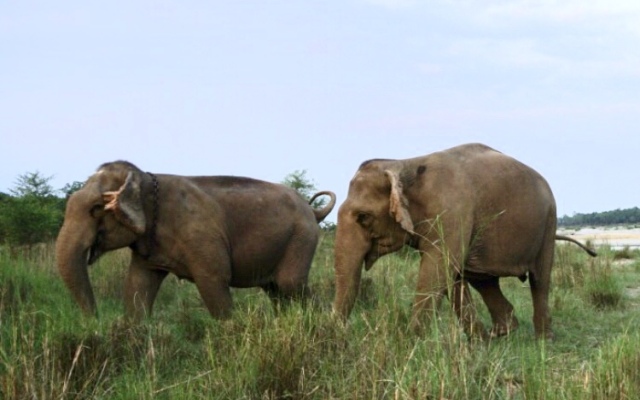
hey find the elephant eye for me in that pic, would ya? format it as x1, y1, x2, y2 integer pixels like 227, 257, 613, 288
356, 212, 373, 228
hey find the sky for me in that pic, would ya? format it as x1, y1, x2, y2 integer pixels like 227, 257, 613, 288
1, 0, 639, 221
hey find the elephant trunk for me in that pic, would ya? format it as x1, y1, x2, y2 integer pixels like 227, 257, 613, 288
55, 210, 98, 316
332, 220, 370, 320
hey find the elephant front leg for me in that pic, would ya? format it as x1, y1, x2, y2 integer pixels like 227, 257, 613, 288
124, 258, 168, 320
413, 248, 487, 338
411, 251, 452, 333
451, 279, 487, 340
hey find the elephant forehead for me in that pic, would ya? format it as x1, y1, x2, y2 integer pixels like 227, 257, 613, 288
350, 170, 388, 193
67, 185, 101, 210
350, 169, 369, 182
88, 168, 128, 188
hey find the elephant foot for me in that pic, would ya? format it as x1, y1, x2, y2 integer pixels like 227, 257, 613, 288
466, 321, 489, 341
490, 315, 519, 338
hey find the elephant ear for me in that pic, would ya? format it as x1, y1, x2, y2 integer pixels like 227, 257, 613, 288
384, 170, 415, 234
102, 171, 146, 234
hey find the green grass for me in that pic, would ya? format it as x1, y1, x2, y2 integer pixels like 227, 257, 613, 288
1, 235, 639, 399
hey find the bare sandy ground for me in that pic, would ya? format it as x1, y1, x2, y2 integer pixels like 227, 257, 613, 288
557, 226, 640, 249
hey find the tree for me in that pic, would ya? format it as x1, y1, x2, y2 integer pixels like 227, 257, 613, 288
0, 172, 63, 249
61, 181, 84, 198
0, 196, 61, 247
282, 170, 327, 209
9, 171, 56, 198
282, 170, 336, 231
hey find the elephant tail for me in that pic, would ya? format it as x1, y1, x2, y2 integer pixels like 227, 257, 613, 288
309, 191, 337, 223
555, 235, 598, 257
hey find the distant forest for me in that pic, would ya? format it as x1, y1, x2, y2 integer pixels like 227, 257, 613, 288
558, 207, 640, 227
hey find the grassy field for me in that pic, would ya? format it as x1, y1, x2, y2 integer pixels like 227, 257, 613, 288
1, 234, 639, 399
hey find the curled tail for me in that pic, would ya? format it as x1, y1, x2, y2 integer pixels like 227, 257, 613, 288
309, 191, 337, 223
555, 235, 598, 257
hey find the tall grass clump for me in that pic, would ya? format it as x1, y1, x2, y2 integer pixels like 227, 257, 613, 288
583, 254, 624, 310
586, 332, 640, 398
554, 242, 593, 289
613, 246, 636, 261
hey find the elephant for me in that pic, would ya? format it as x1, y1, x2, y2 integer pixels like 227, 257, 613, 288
55, 161, 336, 320
332, 143, 596, 340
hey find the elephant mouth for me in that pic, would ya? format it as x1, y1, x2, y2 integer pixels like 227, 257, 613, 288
364, 252, 378, 271
372, 239, 398, 256
364, 239, 403, 271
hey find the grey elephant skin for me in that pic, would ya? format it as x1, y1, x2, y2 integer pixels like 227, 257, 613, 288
56, 161, 336, 320
332, 143, 596, 340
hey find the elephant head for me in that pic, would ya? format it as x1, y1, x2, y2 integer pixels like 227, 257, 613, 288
333, 159, 417, 318
56, 162, 154, 315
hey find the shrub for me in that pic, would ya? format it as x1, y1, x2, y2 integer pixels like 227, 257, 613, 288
584, 264, 624, 310
0, 172, 65, 253
0, 196, 62, 249
613, 246, 635, 261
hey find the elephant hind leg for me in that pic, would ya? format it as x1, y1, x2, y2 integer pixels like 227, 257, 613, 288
468, 276, 518, 337
259, 250, 316, 313
190, 249, 234, 319
199, 279, 233, 319
530, 228, 555, 340
529, 270, 553, 340
261, 279, 314, 313
268, 276, 314, 309
269, 236, 316, 305
260, 282, 282, 310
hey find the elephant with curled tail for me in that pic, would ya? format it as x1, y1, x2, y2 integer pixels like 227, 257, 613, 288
56, 161, 336, 320
332, 143, 596, 340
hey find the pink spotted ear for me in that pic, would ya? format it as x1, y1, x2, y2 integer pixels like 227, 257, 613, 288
102, 171, 146, 234
384, 170, 414, 233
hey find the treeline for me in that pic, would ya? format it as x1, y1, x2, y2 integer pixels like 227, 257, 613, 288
558, 207, 640, 227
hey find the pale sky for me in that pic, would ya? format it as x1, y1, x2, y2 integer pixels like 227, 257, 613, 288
1, 1, 639, 221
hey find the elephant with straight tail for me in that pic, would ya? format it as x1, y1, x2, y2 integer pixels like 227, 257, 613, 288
56, 161, 336, 320
332, 143, 596, 340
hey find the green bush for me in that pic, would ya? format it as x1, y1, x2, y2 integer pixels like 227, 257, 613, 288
0, 172, 67, 251
0, 196, 62, 248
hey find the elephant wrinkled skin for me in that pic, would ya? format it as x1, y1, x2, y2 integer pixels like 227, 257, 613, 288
56, 161, 336, 320
332, 143, 596, 340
